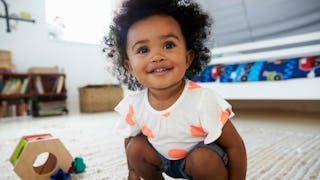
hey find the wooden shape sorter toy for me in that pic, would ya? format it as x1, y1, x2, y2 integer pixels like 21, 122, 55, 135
10, 133, 73, 180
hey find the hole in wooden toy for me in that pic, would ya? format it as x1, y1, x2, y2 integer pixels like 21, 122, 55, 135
33, 152, 57, 175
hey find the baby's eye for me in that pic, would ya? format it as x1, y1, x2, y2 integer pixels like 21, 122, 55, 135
137, 47, 149, 54
164, 42, 175, 49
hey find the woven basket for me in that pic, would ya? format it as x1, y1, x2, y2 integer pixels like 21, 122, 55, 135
79, 84, 123, 113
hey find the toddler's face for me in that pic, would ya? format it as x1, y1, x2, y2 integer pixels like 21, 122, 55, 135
125, 15, 194, 90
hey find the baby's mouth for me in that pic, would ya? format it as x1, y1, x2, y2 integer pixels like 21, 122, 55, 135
152, 68, 168, 73
149, 67, 174, 74
147, 66, 172, 73
147, 64, 173, 74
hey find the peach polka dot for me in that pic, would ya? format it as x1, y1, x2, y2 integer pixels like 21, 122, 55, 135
162, 112, 171, 118
168, 148, 188, 159
190, 125, 206, 136
188, 81, 202, 90
125, 104, 136, 126
141, 125, 154, 138
220, 110, 230, 125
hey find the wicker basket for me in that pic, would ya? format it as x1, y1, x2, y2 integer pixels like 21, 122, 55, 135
79, 84, 123, 113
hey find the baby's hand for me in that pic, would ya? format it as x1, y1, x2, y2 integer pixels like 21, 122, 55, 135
128, 170, 141, 180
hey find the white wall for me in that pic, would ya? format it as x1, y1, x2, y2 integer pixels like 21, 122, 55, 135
0, 0, 116, 113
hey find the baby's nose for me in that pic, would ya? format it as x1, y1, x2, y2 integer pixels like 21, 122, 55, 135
151, 55, 165, 62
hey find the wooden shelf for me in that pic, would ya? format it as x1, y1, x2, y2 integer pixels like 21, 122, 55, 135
33, 92, 67, 97
1, 72, 68, 118
0, 94, 31, 99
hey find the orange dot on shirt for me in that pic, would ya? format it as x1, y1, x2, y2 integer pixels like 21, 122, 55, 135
141, 125, 154, 138
162, 112, 171, 118
168, 148, 188, 159
188, 81, 201, 90
190, 125, 206, 136
125, 104, 136, 126
220, 110, 230, 125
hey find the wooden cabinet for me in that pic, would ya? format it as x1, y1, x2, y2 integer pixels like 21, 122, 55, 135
0, 72, 68, 118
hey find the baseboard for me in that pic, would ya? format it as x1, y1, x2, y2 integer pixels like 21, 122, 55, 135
228, 100, 320, 114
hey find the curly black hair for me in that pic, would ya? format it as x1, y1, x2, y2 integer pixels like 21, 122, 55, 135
104, 0, 212, 90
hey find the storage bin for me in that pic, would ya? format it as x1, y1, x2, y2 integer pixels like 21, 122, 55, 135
0, 50, 15, 70
79, 84, 123, 113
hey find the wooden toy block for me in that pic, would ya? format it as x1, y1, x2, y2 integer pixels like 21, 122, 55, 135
10, 134, 73, 180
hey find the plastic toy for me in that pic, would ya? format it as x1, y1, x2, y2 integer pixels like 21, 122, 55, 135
51, 168, 71, 180
71, 157, 86, 173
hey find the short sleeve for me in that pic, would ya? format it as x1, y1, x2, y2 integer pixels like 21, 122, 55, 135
199, 89, 234, 144
114, 95, 141, 138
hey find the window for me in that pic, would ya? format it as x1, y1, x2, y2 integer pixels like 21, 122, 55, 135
45, 0, 118, 45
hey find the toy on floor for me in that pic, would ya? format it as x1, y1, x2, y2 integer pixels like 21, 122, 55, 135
51, 168, 71, 180
69, 157, 86, 173
10, 133, 73, 180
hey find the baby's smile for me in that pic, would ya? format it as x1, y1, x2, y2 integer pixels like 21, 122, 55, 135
148, 67, 172, 74
152, 68, 168, 73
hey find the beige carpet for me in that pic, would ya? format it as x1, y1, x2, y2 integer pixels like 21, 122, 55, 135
0, 111, 319, 180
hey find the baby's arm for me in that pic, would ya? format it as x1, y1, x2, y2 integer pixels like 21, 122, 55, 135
216, 120, 247, 180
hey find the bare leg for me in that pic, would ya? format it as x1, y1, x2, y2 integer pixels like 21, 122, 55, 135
125, 138, 141, 180
184, 147, 228, 180
126, 136, 164, 180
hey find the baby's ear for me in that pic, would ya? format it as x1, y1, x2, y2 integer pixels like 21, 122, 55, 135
125, 60, 133, 74
186, 50, 195, 68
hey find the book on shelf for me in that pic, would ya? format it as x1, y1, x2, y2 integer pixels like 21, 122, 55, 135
55, 76, 64, 93
0, 100, 8, 117
10, 104, 17, 117
19, 101, 28, 116
19, 78, 29, 94
1, 78, 12, 94
10, 79, 22, 94
1, 78, 20, 95
38, 109, 67, 116
27, 99, 33, 115
37, 100, 67, 116
38, 100, 66, 107
38, 101, 66, 110
35, 76, 44, 94
0, 100, 29, 118
0, 75, 4, 92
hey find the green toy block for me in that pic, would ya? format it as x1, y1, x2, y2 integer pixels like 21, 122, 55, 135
10, 139, 27, 165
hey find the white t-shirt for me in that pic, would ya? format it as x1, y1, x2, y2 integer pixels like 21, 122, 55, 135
115, 80, 234, 160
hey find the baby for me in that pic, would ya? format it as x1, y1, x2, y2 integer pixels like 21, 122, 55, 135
104, 0, 247, 179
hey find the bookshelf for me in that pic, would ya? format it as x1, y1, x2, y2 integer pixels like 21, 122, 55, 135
30, 73, 68, 117
0, 72, 68, 118
0, 72, 31, 117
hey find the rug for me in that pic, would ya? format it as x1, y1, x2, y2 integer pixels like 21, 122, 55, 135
0, 111, 319, 180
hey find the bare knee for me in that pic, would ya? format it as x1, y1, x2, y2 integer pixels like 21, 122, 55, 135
126, 136, 164, 180
185, 147, 228, 180
126, 136, 147, 160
